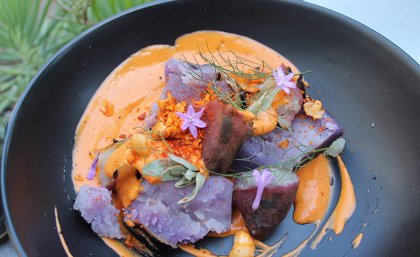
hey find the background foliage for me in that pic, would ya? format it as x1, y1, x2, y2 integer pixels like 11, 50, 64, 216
0, 0, 152, 155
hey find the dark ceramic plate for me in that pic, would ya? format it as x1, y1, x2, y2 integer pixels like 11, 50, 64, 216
2, 0, 420, 256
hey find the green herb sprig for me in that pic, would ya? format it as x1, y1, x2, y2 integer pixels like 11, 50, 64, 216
141, 154, 206, 204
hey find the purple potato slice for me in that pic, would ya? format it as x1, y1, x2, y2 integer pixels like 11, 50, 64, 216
124, 176, 233, 248
232, 112, 343, 171
74, 187, 162, 257
202, 100, 252, 173
233, 170, 299, 240
73, 185, 123, 239
146, 59, 232, 128
163, 58, 230, 103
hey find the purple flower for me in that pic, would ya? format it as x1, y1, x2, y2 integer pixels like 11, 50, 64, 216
176, 105, 207, 138
252, 168, 275, 211
273, 67, 296, 94
86, 153, 99, 180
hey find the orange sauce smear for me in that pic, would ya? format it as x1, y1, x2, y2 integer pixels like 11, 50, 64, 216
283, 155, 356, 257
352, 233, 363, 249
294, 155, 331, 224
310, 155, 356, 250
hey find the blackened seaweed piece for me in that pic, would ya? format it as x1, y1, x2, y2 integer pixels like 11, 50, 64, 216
233, 170, 299, 240
202, 100, 252, 173
232, 112, 343, 171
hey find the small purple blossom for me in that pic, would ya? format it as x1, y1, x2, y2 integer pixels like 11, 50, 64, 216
86, 153, 99, 180
273, 67, 296, 94
252, 169, 275, 211
176, 105, 207, 138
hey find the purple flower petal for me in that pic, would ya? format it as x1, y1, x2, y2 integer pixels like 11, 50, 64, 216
181, 121, 190, 131
176, 112, 189, 120
192, 107, 205, 119
285, 72, 295, 81
273, 67, 295, 95
86, 153, 99, 180
187, 105, 195, 116
285, 81, 296, 90
192, 119, 207, 128
176, 105, 207, 138
189, 125, 198, 138
251, 168, 274, 211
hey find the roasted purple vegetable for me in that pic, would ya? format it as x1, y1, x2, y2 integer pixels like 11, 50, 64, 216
124, 176, 233, 248
163, 58, 230, 103
73, 185, 123, 239
233, 170, 299, 240
202, 100, 252, 173
233, 112, 343, 171
146, 58, 231, 128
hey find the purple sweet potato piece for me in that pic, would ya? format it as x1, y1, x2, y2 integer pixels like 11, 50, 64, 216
73, 185, 123, 239
162, 58, 230, 104
146, 59, 231, 128
232, 112, 343, 171
233, 170, 299, 240
202, 100, 252, 173
124, 176, 233, 247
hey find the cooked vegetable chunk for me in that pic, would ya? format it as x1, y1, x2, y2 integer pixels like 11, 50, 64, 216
73, 185, 123, 239
124, 176, 233, 247
202, 100, 252, 173
146, 58, 231, 128
233, 112, 343, 171
233, 170, 299, 240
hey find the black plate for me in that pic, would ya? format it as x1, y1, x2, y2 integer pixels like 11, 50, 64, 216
2, 0, 420, 256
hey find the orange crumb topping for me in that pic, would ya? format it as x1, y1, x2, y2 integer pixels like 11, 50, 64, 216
99, 99, 114, 116
271, 90, 290, 109
74, 175, 84, 181
278, 139, 289, 149
147, 90, 217, 176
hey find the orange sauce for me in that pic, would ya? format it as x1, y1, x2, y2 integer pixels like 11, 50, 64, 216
283, 155, 356, 256
54, 207, 74, 257
101, 238, 139, 257
282, 223, 319, 257
293, 155, 332, 224
352, 233, 363, 249
281, 155, 332, 257
178, 244, 217, 257
310, 155, 356, 249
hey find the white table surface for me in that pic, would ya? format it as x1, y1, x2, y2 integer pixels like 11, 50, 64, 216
1, 1, 419, 256
306, 0, 420, 63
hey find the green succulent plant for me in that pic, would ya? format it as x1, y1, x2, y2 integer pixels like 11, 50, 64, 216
0, 0, 152, 155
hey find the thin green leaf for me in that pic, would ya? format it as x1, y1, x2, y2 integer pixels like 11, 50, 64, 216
161, 165, 187, 182
277, 115, 290, 129
324, 138, 346, 157
178, 173, 206, 204
168, 154, 198, 171
247, 87, 280, 114
141, 158, 177, 178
